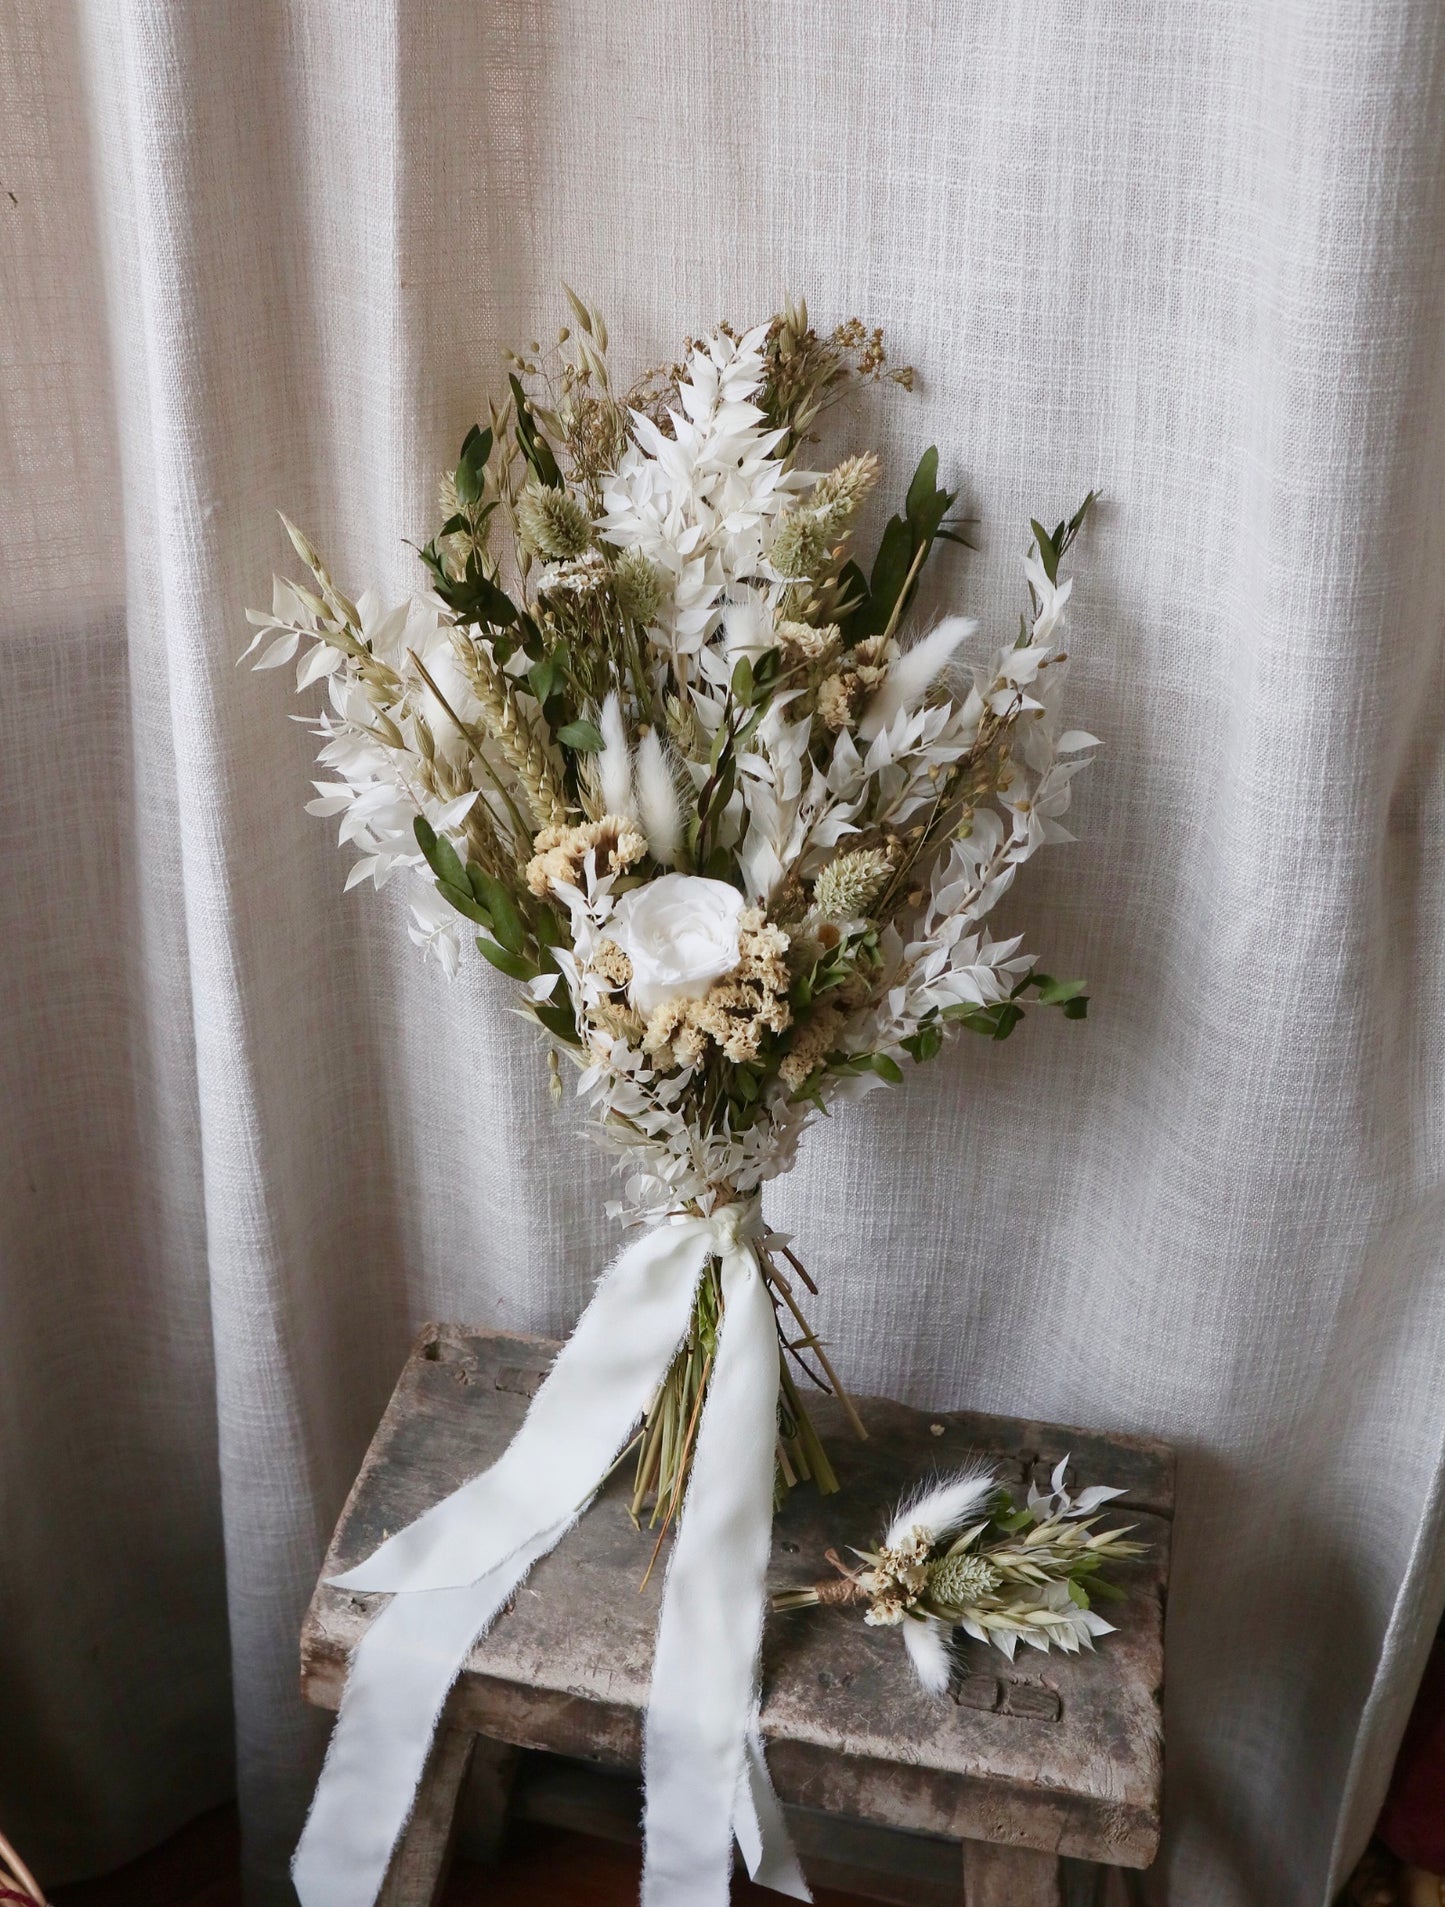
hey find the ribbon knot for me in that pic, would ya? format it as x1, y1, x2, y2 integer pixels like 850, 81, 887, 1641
707, 1199, 753, 1256
293, 1211, 810, 1907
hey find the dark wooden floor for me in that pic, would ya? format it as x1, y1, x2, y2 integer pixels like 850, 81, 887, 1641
50, 1810, 240, 1907
48, 1806, 869, 1906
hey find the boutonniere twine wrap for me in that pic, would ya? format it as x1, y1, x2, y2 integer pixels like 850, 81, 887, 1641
247, 295, 1102, 1906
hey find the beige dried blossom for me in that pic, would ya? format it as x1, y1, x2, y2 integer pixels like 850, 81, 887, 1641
590, 937, 634, 990
860, 1530, 932, 1627
535, 549, 609, 600
640, 908, 792, 1068
815, 633, 890, 733
641, 1006, 709, 1072
778, 1004, 845, 1090
775, 619, 841, 667
862, 1593, 908, 1628
816, 672, 862, 732
850, 633, 891, 676
525, 816, 646, 897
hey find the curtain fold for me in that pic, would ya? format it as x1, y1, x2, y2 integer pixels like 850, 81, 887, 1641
3, 3, 1443, 1902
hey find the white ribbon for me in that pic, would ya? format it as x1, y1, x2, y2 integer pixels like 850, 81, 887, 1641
293, 1205, 810, 1907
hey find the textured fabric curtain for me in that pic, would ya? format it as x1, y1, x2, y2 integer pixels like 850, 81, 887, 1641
3, 3, 1444, 1902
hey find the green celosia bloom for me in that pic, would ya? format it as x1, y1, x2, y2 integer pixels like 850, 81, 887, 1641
770, 511, 828, 580
613, 549, 665, 627
812, 846, 893, 921
926, 1550, 1002, 1608
517, 481, 592, 560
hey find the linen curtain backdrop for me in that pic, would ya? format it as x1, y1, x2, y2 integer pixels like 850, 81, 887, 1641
3, 2, 1444, 1902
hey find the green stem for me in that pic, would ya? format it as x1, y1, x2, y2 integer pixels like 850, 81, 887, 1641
629, 1246, 848, 1544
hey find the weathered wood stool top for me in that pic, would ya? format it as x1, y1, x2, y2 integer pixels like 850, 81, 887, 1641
300, 1326, 1171, 1904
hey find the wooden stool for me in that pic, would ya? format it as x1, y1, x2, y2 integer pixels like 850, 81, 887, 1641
300, 1327, 1171, 1906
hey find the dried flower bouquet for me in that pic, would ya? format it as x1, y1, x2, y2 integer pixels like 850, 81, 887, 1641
254, 295, 1103, 1907
246, 295, 1097, 1536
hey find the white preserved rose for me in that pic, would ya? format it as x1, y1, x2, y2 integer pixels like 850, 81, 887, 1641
607, 874, 746, 1016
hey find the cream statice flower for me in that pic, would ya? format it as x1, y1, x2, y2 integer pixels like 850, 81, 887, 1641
525, 815, 647, 899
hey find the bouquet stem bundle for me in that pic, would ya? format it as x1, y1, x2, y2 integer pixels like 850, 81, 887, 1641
631, 1263, 720, 1531
632, 1239, 856, 1552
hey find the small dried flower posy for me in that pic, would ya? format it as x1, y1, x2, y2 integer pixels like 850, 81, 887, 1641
775, 1456, 1144, 1697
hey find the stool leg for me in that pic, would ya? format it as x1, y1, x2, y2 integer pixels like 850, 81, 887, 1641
458, 1737, 521, 1863
962, 1838, 1064, 1907
378, 1726, 475, 1907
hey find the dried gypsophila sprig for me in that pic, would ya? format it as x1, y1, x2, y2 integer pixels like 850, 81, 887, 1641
773, 1457, 1144, 1696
